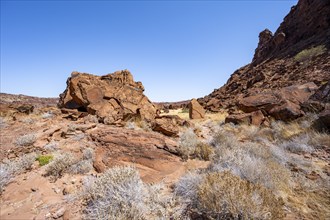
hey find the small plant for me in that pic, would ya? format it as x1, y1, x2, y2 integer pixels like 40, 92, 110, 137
294, 45, 326, 63
15, 134, 36, 146
194, 142, 214, 161
36, 155, 53, 166
43, 141, 59, 152
181, 108, 189, 113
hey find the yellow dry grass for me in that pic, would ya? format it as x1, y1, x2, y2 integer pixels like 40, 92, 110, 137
160, 108, 228, 123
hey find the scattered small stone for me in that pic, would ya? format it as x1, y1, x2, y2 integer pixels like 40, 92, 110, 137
52, 207, 66, 219
31, 187, 38, 192
34, 201, 43, 208
71, 178, 77, 184
63, 185, 75, 195
52, 187, 61, 194
306, 171, 320, 180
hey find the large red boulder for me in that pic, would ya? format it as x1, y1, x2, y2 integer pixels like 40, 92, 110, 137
58, 70, 157, 124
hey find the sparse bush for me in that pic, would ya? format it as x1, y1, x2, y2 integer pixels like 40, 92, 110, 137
44, 153, 76, 179
41, 112, 54, 119
84, 166, 147, 219
175, 171, 203, 203
210, 141, 291, 193
83, 166, 176, 219
68, 160, 93, 174
195, 171, 284, 219
181, 108, 189, 113
178, 128, 199, 160
0, 117, 7, 128
308, 131, 330, 148
0, 153, 37, 192
15, 134, 36, 146
294, 45, 326, 62
280, 138, 313, 154
83, 148, 94, 160
271, 121, 304, 140
36, 155, 53, 166
44, 141, 59, 151
20, 118, 36, 124
194, 143, 214, 161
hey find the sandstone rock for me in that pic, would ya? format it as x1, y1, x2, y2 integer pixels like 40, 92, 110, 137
225, 113, 251, 125
251, 110, 265, 126
152, 115, 189, 137
238, 83, 317, 121
15, 104, 34, 114
52, 207, 66, 219
199, 0, 330, 114
189, 99, 205, 119
90, 125, 179, 175
59, 70, 157, 124
225, 110, 265, 126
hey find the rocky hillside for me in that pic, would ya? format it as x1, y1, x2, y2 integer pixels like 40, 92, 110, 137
0, 93, 58, 107
199, 0, 330, 112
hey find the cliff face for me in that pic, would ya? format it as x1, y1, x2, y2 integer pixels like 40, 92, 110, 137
199, 0, 330, 112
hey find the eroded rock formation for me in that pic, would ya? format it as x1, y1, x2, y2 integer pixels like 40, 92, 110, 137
189, 99, 205, 119
59, 70, 157, 125
199, 0, 330, 122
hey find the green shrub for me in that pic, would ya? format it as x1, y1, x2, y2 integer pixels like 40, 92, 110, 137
36, 155, 53, 166
294, 45, 326, 62
181, 108, 189, 113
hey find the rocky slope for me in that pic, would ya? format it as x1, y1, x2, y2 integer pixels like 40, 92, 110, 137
199, 0, 330, 112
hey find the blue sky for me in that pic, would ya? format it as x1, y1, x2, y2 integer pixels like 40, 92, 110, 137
1, 0, 297, 102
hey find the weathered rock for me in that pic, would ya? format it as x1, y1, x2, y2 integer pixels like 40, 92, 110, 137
152, 115, 188, 137
90, 125, 180, 177
189, 99, 205, 119
225, 113, 251, 125
269, 101, 303, 121
199, 0, 330, 114
313, 110, 330, 133
15, 104, 34, 114
225, 110, 265, 126
238, 83, 318, 121
59, 70, 157, 124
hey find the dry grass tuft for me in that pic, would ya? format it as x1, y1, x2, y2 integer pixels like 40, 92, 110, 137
15, 134, 36, 146
196, 171, 285, 219
0, 153, 37, 192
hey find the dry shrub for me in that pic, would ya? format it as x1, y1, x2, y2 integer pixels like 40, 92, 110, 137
178, 128, 199, 160
15, 134, 36, 146
211, 138, 291, 193
44, 153, 76, 179
307, 131, 330, 148
195, 171, 285, 219
0, 153, 37, 192
271, 121, 305, 140
45, 150, 94, 179
194, 143, 214, 161
83, 166, 175, 219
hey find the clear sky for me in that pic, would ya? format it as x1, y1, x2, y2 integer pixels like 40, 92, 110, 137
1, 0, 298, 102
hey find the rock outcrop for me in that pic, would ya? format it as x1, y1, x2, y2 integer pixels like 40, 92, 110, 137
59, 70, 157, 125
199, 0, 330, 116
189, 99, 205, 119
